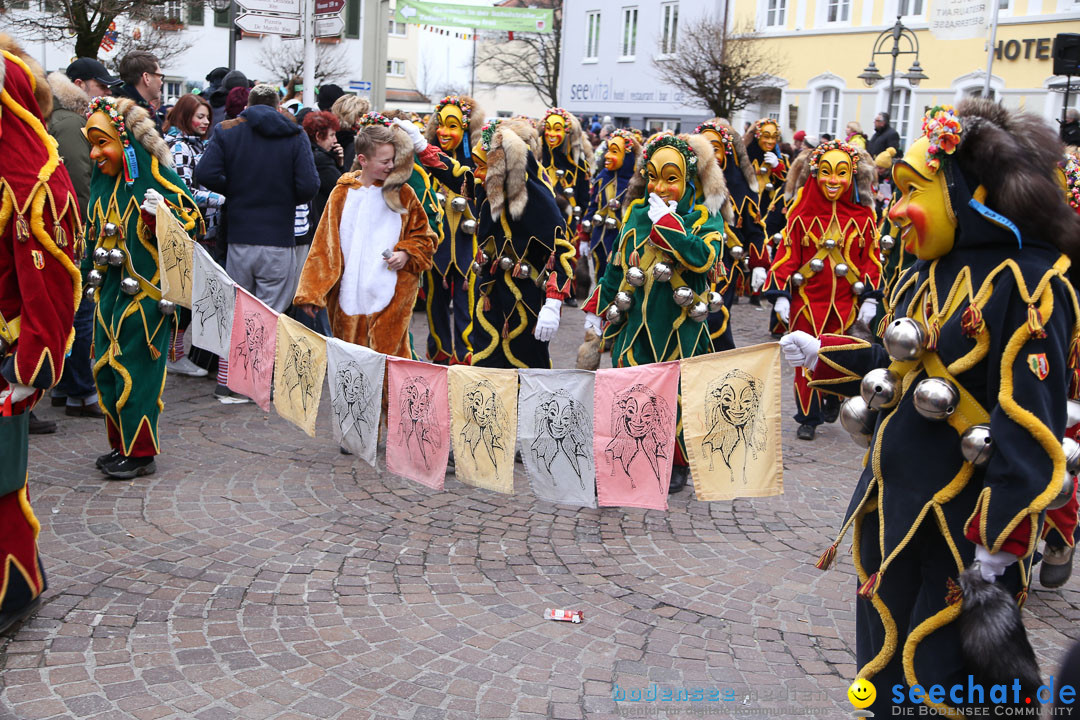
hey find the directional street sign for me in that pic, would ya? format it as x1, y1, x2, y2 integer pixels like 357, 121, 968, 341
314, 0, 344, 15
314, 13, 344, 37
235, 12, 302, 35
236, 0, 300, 15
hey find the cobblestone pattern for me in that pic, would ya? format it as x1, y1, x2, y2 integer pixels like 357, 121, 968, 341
1, 302, 1078, 720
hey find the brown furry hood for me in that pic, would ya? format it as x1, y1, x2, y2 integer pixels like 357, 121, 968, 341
382, 126, 417, 213
716, 118, 759, 194
0, 34, 52, 119
784, 146, 875, 208
484, 118, 536, 220
423, 95, 485, 153
47, 71, 89, 116
106, 97, 172, 167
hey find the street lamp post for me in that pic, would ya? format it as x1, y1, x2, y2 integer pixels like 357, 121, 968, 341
208, 0, 238, 70
858, 15, 929, 117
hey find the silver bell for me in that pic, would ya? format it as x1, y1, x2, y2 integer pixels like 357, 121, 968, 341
450, 196, 468, 213
1064, 437, 1080, 475
808, 258, 824, 274
498, 257, 514, 271
86, 269, 104, 288
607, 198, 620, 211
605, 305, 624, 323
614, 291, 633, 311
652, 262, 673, 283
707, 291, 724, 313
687, 301, 709, 322
834, 262, 849, 278
728, 245, 745, 261
157, 299, 176, 315
514, 262, 531, 278
471, 261, 484, 274
572, 205, 582, 218
960, 424, 994, 467
823, 238, 836, 250
102, 222, 119, 237
912, 377, 960, 421
476, 250, 489, 265
1049, 473, 1078, 510
772, 233, 782, 243
556, 168, 566, 178
592, 213, 604, 225
883, 317, 926, 362
83, 285, 97, 302
765, 182, 774, 192
461, 219, 478, 235
435, 191, 446, 205
562, 186, 575, 199
860, 368, 900, 410
672, 286, 694, 307
791, 272, 805, 288
839, 395, 877, 445
581, 219, 593, 233
604, 217, 618, 230
880, 236, 896, 252
107, 248, 125, 267
1068, 400, 1080, 427
92, 246, 110, 266
626, 266, 646, 287
119, 277, 140, 296
740, 257, 750, 272
852, 281, 866, 296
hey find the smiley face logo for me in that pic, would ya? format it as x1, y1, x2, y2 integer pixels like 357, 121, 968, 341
848, 678, 876, 709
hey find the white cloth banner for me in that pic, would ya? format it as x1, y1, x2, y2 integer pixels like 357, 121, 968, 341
518, 369, 597, 509
326, 338, 386, 468
929, 0, 988, 40
190, 243, 236, 357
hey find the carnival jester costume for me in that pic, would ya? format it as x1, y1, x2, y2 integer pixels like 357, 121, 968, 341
540, 108, 592, 226
764, 140, 881, 439
786, 101, 1080, 714
582, 133, 728, 491
82, 97, 201, 479
582, 129, 640, 283
745, 119, 790, 333
0, 35, 81, 632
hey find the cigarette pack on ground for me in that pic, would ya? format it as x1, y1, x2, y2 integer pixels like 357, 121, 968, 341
544, 608, 583, 623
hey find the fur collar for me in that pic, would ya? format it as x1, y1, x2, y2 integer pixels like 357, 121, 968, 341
716, 118, 759, 194
47, 71, 89, 116
485, 119, 536, 220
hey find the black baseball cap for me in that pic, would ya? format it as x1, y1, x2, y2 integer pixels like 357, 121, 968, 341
65, 58, 122, 88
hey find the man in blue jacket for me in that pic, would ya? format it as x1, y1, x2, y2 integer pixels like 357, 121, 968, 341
196, 84, 319, 315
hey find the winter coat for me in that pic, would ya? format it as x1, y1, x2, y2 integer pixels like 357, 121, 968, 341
170, 132, 224, 240
866, 124, 901, 157
46, 72, 91, 219
310, 141, 343, 236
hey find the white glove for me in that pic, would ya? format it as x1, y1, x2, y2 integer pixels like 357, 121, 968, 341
392, 117, 428, 152
142, 188, 163, 214
974, 545, 1018, 583
779, 330, 820, 371
763, 151, 780, 169
534, 298, 561, 342
647, 193, 677, 224
857, 298, 878, 325
0, 383, 36, 405
584, 312, 603, 336
751, 267, 767, 292
772, 296, 791, 324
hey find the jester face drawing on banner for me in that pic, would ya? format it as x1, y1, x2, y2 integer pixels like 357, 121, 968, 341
605, 384, 674, 489
460, 379, 508, 471
282, 337, 317, 413
702, 370, 767, 481
397, 376, 440, 468
531, 390, 591, 488
333, 361, 375, 439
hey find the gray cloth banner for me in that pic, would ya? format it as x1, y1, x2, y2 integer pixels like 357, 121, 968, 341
191, 243, 236, 358
518, 369, 597, 508
326, 338, 385, 468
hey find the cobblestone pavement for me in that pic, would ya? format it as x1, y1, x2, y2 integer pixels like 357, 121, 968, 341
3, 300, 1080, 720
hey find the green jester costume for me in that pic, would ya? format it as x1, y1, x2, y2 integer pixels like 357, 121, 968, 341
81, 97, 200, 478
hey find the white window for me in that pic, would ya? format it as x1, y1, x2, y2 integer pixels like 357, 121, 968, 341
387, 60, 405, 76
620, 6, 638, 59
155, 0, 183, 21
165, 80, 182, 103
388, 19, 407, 36
825, 0, 850, 22
660, 3, 678, 56
889, 88, 911, 144
964, 86, 996, 100
646, 118, 679, 133
817, 87, 839, 137
898, 0, 924, 16
764, 0, 786, 27
585, 11, 600, 60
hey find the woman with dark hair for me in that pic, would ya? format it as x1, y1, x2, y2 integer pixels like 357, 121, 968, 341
225, 86, 249, 120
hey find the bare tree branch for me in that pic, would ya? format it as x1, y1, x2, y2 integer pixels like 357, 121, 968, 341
256, 37, 350, 86
4, 0, 172, 59
475, 0, 560, 108
652, 17, 785, 120
105, 22, 196, 73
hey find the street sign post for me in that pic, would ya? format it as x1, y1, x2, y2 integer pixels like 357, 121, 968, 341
236, 0, 300, 15
314, 0, 344, 15
235, 12, 302, 35
314, 13, 343, 37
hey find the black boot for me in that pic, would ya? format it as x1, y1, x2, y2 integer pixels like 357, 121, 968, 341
102, 455, 156, 480
797, 423, 816, 440
96, 449, 122, 470
668, 465, 689, 494
28, 412, 56, 435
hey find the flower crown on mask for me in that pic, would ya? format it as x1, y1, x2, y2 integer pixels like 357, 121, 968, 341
920, 105, 963, 173
435, 95, 473, 123
543, 107, 572, 126
356, 111, 392, 129
607, 129, 636, 148
807, 140, 860, 177
1065, 151, 1080, 212
86, 96, 138, 183
479, 119, 502, 152
641, 134, 698, 178
694, 120, 736, 157
751, 118, 779, 138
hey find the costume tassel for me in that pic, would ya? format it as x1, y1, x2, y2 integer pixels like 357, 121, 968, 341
1027, 304, 1047, 339
546, 252, 555, 271
814, 544, 837, 571
944, 577, 962, 606
1015, 587, 1028, 608
925, 322, 940, 352
501, 320, 509, 339
147, 344, 161, 361
54, 222, 67, 248
960, 304, 984, 338
1070, 369, 1080, 400
857, 572, 880, 599
877, 312, 894, 338
483, 296, 491, 312
15, 214, 29, 242
629, 250, 640, 268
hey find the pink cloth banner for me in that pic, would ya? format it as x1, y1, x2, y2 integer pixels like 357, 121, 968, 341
227, 287, 278, 411
386, 357, 450, 490
594, 361, 680, 511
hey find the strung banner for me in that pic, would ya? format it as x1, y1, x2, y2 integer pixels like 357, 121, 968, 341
518, 369, 596, 508
273, 314, 328, 437
448, 366, 518, 494
326, 339, 385, 468
228, 288, 278, 411
594, 362, 680, 511
681, 343, 784, 501
156, 203, 194, 308
190, 243, 236, 358
386, 358, 449, 489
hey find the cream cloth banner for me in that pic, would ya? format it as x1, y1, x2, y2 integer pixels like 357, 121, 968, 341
273, 314, 328, 438
191, 243, 236, 358
449, 366, 518, 495
326, 338, 385, 468
681, 342, 783, 501
156, 203, 194, 308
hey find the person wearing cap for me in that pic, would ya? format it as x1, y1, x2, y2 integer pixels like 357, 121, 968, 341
317, 83, 345, 113
209, 69, 248, 132
792, 129, 807, 154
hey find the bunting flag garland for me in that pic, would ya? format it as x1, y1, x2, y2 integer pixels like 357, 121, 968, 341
156, 203, 194, 308
594, 362, 681, 511
227, 287, 278, 411
190, 243, 236, 358
273, 314, 328, 438
518, 369, 597, 508
326, 339, 386, 468
449, 366, 518, 495
386, 357, 450, 489
681, 343, 784, 501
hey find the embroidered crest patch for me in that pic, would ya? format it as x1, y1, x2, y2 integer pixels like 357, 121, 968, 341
1028, 353, 1049, 380
31, 250, 45, 270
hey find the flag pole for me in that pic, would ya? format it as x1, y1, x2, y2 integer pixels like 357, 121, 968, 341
982, 0, 1001, 98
